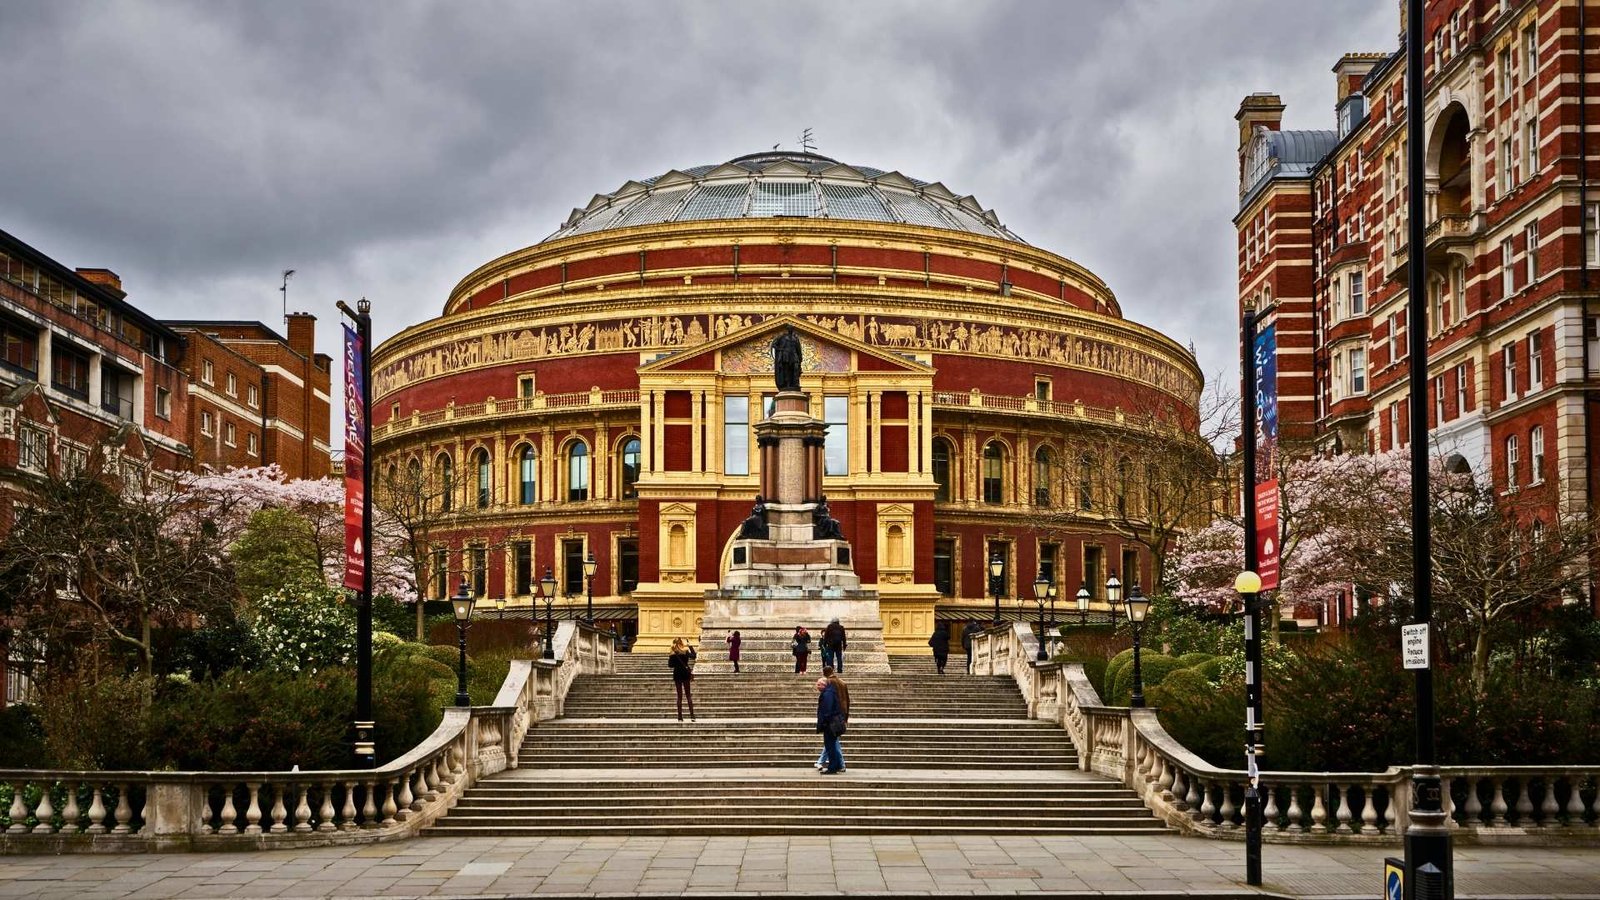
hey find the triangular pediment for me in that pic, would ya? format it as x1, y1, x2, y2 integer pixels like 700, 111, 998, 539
105, 422, 150, 461
639, 314, 933, 377
756, 160, 812, 178
2, 381, 59, 427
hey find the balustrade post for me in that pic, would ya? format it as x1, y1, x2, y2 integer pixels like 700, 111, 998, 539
1489, 777, 1510, 828
390, 776, 409, 823
269, 784, 289, 834
1285, 786, 1304, 834
32, 785, 55, 834
111, 783, 133, 835
7, 782, 28, 833
244, 783, 263, 835
61, 782, 81, 835
1169, 768, 1188, 812
1515, 778, 1535, 827
1185, 777, 1203, 821
1441, 776, 1457, 830
1539, 778, 1560, 828
292, 784, 313, 833
1334, 784, 1353, 834
1199, 780, 1217, 827
362, 781, 380, 829
1564, 775, 1587, 829
218, 785, 239, 835
339, 781, 359, 832
317, 782, 337, 832
1309, 786, 1328, 835
410, 768, 427, 811
1360, 787, 1380, 835
1218, 783, 1238, 830
1262, 785, 1280, 834
1158, 758, 1175, 803
85, 785, 107, 834
1464, 776, 1483, 829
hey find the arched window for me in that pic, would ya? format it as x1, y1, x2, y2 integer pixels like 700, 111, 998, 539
982, 442, 1004, 505
518, 445, 537, 504
1033, 446, 1054, 506
567, 441, 590, 502
474, 448, 491, 508
1077, 454, 1096, 511
932, 438, 953, 502
620, 436, 641, 499
436, 452, 455, 512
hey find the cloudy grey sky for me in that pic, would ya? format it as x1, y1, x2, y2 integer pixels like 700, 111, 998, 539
0, 0, 1396, 417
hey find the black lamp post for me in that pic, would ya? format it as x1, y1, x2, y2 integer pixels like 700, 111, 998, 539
582, 550, 598, 624
988, 551, 1005, 625
1076, 581, 1091, 625
1236, 569, 1265, 888
1122, 579, 1152, 708
539, 566, 557, 660
1047, 583, 1058, 633
450, 577, 475, 706
1032, 570, 1051, 661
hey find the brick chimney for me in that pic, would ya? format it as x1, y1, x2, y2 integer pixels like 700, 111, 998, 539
286, 312, 316, 359
75, 268, 126, 299
1333, 54, 1386, 105
1235, 93, 1286, 149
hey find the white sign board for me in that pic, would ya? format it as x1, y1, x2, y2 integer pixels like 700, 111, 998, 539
1402, 623, 1430, 670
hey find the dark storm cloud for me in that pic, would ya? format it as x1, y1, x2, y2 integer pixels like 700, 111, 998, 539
0, 0, 1395, 400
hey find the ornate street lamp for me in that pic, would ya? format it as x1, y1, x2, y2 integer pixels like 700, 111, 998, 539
495, 595, 506, 620
1076, 581, 1091, 625
539, 566, 557, 660
1032, 570, 1051, 661
1047, 583, 1058, 633
988, 551, 1005, 625
582, 550, 598, 625
1122, 579, 1151, 708
451, 577, 475, 707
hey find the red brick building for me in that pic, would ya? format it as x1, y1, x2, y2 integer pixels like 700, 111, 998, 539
1237, 0, 1600, 616
372, 151, 1207, 651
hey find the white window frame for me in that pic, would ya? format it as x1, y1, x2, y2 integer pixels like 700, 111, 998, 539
1506, 434, 1521, 491
247, 383, 259, 408
1455, 364, 1469, 413
247, 432, 258, 456
1433, 375, 1446, 425
1349, 271, 1366, 315
1450, 265, 1467, 323
224, 422, 236, 447
1501, 238, 1516, 296
723, 395, 750, 476
201, 359, 214, 385
1531, 425, 1545, 484
1525, 221, 1539, 283
1502, 343, 1518, 402
225, 372, 237, 397
155, 386, 172, 420
200, 409, 214, 436
1589, 202, 1600, 267
1349, 347, 1367, 396
1528, 330, 1544, 392
1524, 25, 1538, 86
18, 426, 49, 473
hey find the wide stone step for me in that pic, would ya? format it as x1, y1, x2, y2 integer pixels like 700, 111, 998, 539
464, 785, 1130, 801
426, 821, 1168, 836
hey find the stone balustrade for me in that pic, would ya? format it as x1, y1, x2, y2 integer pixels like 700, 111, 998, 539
971, 623, 1600, 845
0, 622, 614, 852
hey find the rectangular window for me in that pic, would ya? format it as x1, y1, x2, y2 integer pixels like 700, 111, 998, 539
202, 359, 214, 384
1034, 378, 1051, 401
1589, 203, 1600, 267
247, 383, 259, 408
1349, 347, 1367, 395
1121, 548, 1140, 593
1456, 363, 1469, 412
0, 317, 38, 377
225, 372, 237, 397
1332, 353, 1344, 402
1524, 25, 1538, 85
247, 432, 258, 456
1506, 435, 1521, 490
1531, 425, 1546, 484
824, 395, 849, 476
513, 541, 532, 595
1433, 375, 1445, 425
101, 365, 135, 419
18, 427, 49, 473
1389, 404, 1400, 448
1499, 134, 1514, 196
1386, 315, 1398, 364
562, 539, 584, 597
1499, 47, 1514, 101
723, 395, 749, 476
1529, 331, 1544, 391
432, 548, 449, 600
1331, 278, 1345, 321
1502, 238, 1516, 296
518, 374, 536, 400
934, 539, 955, 597
51, 344, 90, 399
155, 386, 172, 420
1525, 221, 1539, 283
986, 541, 1010, 598
1349, 271, 1365, 315
200, 410, 214, 436
470, 546, 487, 597
1451, 265, 1467, 323
1503, 343, 1518, 401
1523, 117, 1539, 179
224, 422, 237, 446
1083, 546, 1104, 600
618, 539, 639, 593
1039, 543, 1059, 592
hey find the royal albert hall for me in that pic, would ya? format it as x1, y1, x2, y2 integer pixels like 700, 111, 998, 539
370, 151, 1204, 652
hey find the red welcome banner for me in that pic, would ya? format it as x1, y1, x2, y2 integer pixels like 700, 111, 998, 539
1255, 479, 1280, 590
343, 324, 367, 591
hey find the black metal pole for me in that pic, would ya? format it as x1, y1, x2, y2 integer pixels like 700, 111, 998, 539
585, 574, 594, 625
1035, 595, 1047, 661
542, 567, 556, 660
339, 298, 376, 767
1404, 0, 1453, 893
1242, 305, 1264, 886
454, 619, 470, 706
1129, 620, 1145, 707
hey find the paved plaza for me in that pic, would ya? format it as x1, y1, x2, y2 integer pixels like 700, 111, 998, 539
0, 833, 1596, 899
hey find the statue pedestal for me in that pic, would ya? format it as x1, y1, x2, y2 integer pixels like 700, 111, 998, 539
695, 589, 891, 673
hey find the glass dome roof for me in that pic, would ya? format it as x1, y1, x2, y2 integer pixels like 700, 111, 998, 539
545, 151, 1025, 244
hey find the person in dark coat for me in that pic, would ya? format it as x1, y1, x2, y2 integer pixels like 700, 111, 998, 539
668, 637, 696, 721
929, 625, 950, 674
814, 665, 850, 771
815, 673, 844, 774
961, 621, 982, 674
726, 630, 742, 673
792, 625, 811, 674
821, 618, 847, 672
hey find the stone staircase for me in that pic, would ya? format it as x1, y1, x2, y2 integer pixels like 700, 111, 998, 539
427, 669, 1168, 836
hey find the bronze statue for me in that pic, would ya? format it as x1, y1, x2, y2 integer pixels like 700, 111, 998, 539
737, 495, 769, 540
813, 495, 844, 541
772, 324, 802, 391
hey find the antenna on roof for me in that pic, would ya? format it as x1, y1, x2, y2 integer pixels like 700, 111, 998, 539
773, 143, 781, 151
799, 128, 816, 154
280, 269, 296, 326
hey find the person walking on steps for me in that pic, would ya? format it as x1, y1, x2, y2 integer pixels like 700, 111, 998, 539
668, 637, 697, 721
814, 665, 849, 771
815, 671, 845, 774
821, 617, 847, 673
792, 624, 812, 674
726, 630, 742, 673
962, 620, 982, 674
929, 624, 950, 674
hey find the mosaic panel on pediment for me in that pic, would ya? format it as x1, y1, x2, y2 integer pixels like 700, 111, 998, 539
721, 333, 850, 375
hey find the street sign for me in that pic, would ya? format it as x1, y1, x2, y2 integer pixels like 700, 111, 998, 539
1402, 623, 1430, 670
1384, 857, 1405, 900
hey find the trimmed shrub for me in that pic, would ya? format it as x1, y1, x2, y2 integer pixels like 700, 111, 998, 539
1177, 652, 1215, 668
1103, 649, 1134, 698
427, 618, 543, 656
249, 583, 355, 675
1108, 653, 1186, 706
1150, 671, 1246, 768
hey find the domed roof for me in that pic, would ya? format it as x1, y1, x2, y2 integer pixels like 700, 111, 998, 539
545, 151, 1025, 244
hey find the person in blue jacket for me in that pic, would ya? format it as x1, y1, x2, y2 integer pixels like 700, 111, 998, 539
815, 673, 845, 774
